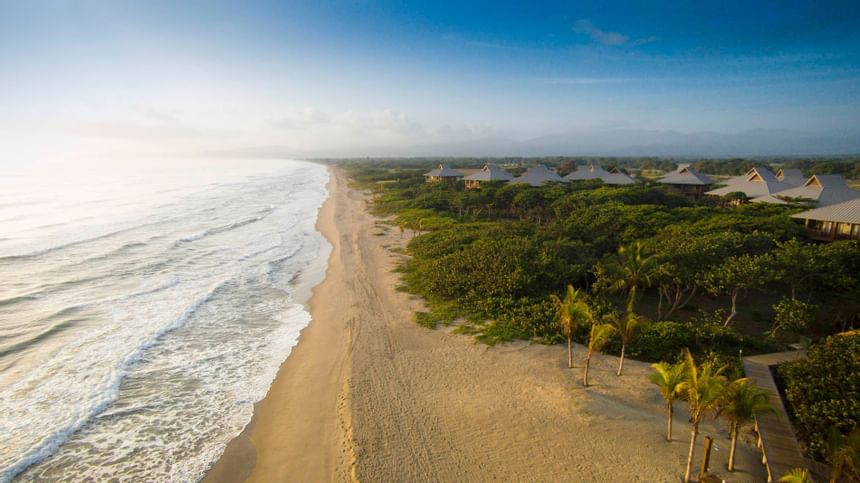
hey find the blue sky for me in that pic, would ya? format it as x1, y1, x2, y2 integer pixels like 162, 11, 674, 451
1, 0, 859, 159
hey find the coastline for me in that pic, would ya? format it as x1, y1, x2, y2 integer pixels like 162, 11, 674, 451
204, 166, 354, 482
206, 167, 767, 482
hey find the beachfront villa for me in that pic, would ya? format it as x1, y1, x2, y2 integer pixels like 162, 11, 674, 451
705, 167, 795, 200
463, 164, 515, 189
423, 164, 464, 183
751, 174, 860, 207
510, 165, 564, 187
791, 198, 860, 241
657, 164, 714, 198
563, 164, 637, 185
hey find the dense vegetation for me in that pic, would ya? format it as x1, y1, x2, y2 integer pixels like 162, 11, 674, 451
342, 159, 860, 470
778, 333, 860, 463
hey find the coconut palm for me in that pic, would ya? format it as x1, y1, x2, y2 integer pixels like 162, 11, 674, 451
596, 241, 659, 313
550, 285, 592, 369
649, 360, 686, 441
717, 378, 778, 471
606, 310, 644, 376
778, 468, 813, 483
582, 322, 614, 387
827, 426, 860, 483
679, 349, 727, 483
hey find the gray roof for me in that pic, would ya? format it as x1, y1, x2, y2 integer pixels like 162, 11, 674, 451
720, 168, 759, 186
564, 163, 609, 181
423, 164, 464, 178
706, 167, 792, 197
791, 198, 860, 224
510, 165, 563, 186
752, 174, 860, 207
658, 166, 713, 186
564, 164, 637, 185
463, 164, 514, 182
776, 168, 806, 186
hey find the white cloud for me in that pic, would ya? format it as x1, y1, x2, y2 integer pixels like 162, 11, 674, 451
573, 20, 655, 48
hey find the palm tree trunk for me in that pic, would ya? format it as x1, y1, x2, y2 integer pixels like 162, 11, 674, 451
684, 424, 699, 483
582, 353, 591, 386
728, 424, 738, 471
667, 403, 673, 441
616, 343, 625, 376
567, 336, 573, 369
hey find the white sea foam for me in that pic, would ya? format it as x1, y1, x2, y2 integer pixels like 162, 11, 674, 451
0, 160, 330, 482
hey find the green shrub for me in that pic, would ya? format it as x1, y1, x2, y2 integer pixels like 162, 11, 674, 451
627, 321, 696, 362
778, 333, 860, 460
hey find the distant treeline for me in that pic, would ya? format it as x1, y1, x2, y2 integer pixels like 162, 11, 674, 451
319, 156, 860, 179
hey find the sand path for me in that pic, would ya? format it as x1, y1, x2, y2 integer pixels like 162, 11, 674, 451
207, 168, 766, 482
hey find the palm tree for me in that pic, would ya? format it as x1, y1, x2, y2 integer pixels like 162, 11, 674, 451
582, 322, 614, 387
778, 468, 813, 483
649, 361, 686, 441
679, 349, 727, 483
827, 426, 860, 483
606, 310, 644, 376
550, 285, 592, 369
717, 378, 778, 471
597, 241, 659, 313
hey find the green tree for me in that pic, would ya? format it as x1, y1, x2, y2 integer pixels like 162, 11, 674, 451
827, 426, 860, 483
703, 253, 772, 326
777, 468, 813, 483
583, 322, 614, 387
594, 241, 659, 313
717, 378, 778, 471
606, 310, 644, 376
649, 361, 687, 441
679, 349, 727, 483
770, 297, 817, 338
550, 285, 591, 369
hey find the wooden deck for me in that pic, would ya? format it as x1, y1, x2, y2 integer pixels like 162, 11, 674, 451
742, 351, 808, 482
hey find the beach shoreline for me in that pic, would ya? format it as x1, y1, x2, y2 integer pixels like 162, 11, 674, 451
206, 167, 767, 482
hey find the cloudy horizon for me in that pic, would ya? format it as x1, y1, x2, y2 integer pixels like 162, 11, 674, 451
2, 1, 859, 163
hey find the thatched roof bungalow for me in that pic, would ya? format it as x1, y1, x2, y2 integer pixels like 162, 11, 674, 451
423, 164, 464, 183
463, 164, 514, 189
657, 165, 714, 198
752, 174, 860, 207
510, 165, 563, 187
791, 198, 860, 241
706, 167, 793, 200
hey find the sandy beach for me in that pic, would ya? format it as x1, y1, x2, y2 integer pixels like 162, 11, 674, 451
206, 167, 767, 482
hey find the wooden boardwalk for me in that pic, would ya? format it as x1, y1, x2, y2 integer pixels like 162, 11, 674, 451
742, 351, 808, 482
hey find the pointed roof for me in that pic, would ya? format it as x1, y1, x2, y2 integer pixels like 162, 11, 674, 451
720, 168, 759, 186
706, 167, 792, 197
563, 163, 608, 181
510, 165, 563, 186
423, 164, 464, 178
791, 198, 860, 225
603, 167, 638, 185
462, 164, 514, 182
658, 165, 713, 186
775, 168, 805, 186
752, 174, 860, 207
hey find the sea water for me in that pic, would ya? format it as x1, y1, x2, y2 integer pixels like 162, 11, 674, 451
0, 158, 330, 481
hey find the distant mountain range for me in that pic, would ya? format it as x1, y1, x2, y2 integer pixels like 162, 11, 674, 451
210, 128, 860, 159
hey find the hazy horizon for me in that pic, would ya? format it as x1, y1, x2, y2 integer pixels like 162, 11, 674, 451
2, 1, 859, 163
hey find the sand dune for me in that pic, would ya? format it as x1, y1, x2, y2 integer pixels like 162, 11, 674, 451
207, 168, 766, 482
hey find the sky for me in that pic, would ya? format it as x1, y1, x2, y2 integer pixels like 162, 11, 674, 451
1, 0, 859, 161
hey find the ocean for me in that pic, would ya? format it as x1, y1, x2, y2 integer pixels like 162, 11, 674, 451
0, 159, 330, 481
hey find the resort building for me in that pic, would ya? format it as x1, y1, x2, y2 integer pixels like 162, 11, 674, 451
657, 164, 714, 198
791, 198, 860, 241
775, 168, 806, 186
563, 164, 637, 185
463, 164, 514, 189
705, 167, 794, 200
423, 164, 465, 183
752, 174, 860, 207
720, 168, 758, 186
510, 165, 563, 187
